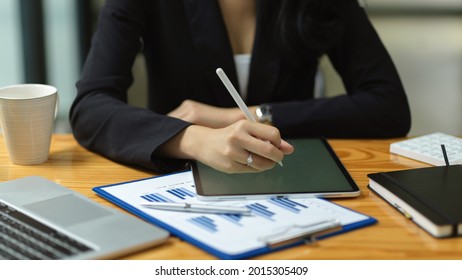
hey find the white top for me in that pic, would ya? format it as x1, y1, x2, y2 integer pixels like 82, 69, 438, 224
233, 54, 251, 100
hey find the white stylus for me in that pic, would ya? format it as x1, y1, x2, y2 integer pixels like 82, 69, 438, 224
216, 68, 283, 166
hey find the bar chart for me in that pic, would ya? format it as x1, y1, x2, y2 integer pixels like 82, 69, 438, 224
101, 170, 372, 257
138, 181, 346, 236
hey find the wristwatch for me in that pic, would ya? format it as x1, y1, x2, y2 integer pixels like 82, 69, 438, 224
255, 104, 273, 125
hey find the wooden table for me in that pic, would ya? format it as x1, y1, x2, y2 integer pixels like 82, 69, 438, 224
1, 134, 461, 259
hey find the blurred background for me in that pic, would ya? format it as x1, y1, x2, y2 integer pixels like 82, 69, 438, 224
0, 0, 461, 136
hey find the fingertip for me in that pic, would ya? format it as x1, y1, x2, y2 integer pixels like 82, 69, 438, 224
280, 139, 295, 154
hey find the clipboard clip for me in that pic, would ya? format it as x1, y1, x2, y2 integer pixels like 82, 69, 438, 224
259, 218, 343, 249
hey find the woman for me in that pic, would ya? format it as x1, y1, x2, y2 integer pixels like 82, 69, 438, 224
70, 0, 411, 174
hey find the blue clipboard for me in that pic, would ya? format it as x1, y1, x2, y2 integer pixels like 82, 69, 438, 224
93, 170, 377, 260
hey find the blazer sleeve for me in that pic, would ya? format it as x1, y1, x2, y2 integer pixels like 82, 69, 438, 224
70, 0, 191, 173
272, 0, 411, 138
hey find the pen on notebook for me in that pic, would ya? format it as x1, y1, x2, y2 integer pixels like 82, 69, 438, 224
215, 67, 283, 166
441, 144, 450, 166
140, 202, 252, 216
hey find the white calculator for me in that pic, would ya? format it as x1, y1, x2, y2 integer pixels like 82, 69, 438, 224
390, 132, 462, 166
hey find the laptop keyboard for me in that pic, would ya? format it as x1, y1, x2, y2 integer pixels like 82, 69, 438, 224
0, 202, 93, 260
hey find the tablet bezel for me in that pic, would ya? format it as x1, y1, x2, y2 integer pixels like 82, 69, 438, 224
191, 138, 360, 201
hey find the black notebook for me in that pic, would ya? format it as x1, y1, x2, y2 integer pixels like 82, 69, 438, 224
368, 165, 462, 238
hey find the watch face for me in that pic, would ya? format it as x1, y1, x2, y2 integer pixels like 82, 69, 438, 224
260, 106, 269, 115
257, 105, 272, 124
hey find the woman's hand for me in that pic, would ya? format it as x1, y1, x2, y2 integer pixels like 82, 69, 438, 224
158, 120, 294, 173
168, 99, 248, 128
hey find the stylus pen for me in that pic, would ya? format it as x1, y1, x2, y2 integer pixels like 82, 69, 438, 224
216, 67, 283, 167
140, 202, 252, 216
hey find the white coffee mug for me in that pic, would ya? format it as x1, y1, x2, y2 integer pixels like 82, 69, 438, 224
0, 84, 58, 165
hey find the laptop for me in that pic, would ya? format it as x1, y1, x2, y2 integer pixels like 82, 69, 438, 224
0, 176, 169, 260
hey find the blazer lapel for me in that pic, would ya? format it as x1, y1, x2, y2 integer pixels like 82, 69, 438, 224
182, 0, 281, 107
246, 0, 281, 106
182, 0, 237, 107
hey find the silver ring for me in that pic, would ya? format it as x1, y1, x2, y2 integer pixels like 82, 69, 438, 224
246, 153, 253, 167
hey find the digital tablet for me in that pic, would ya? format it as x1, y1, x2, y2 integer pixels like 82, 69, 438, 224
192, 138, 360, 201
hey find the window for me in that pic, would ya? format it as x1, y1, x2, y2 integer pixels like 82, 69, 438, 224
0, 0, 94, 133
0, 0, 23, 87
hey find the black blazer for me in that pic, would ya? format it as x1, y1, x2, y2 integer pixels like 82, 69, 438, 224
71, 0, 411, 173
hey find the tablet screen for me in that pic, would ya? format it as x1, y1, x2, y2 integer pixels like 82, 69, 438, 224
192, 138, 359, 199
